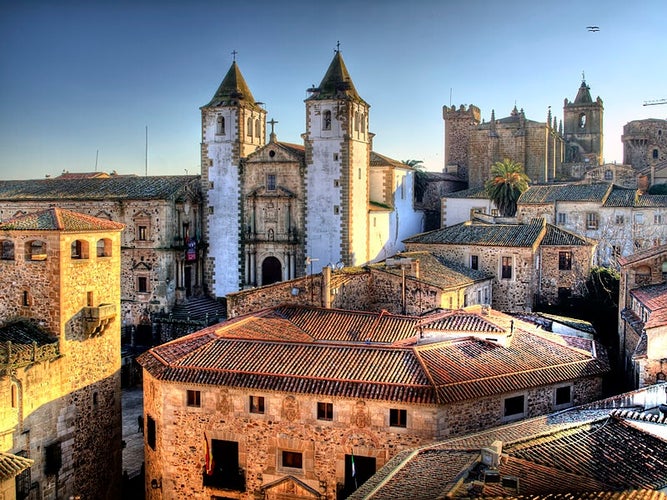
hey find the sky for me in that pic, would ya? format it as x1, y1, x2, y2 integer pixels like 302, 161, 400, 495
0, 0, 665, 180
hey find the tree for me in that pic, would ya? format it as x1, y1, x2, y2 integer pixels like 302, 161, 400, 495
484, 159, 530, 216
402, 159, 427, 203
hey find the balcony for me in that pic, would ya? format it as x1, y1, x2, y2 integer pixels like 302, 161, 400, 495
83, 303, 117, 337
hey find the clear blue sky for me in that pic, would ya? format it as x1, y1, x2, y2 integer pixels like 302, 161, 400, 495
1, 0, 665, 180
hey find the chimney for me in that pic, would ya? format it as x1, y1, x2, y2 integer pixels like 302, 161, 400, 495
323, 266, 332, 309
413, 259, 420, 279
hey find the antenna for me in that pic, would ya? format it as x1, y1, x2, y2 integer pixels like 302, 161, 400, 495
94, 149, 99, 172
449, 87, 452, 107
145, 125, 148, 176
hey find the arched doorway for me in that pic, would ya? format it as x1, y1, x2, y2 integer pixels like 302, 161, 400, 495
261, 256, 282, 286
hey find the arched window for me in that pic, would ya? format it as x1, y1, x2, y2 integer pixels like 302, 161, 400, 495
216, 115, 225, 135
255, 119, 261, 138
579, 113, 586, 129
1, 240, 14, 260
361, 113, 366, 133
26, 240, 46, 261
322, 110, 332, 131
71, 239, 89, 259
354, 111, 359, 132
247, 117, 253, 137
11, 382, 19, 408
653, 149, 659, 159
97, 238, 112, 257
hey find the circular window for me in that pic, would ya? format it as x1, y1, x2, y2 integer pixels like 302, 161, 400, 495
269, 150, 276, 158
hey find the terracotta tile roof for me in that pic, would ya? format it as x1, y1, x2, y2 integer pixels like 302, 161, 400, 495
444, 186, 489, 199
0, 175, 200, 202
370, 152, 410, 170
0, 207, 124, 231
540, 224, 594, 246
275, 141, 305, 156
404, 218, 546, 247
138, 306, 608, 405
630, 282, 667, 312
618, 244, 667, 267
370, 251, 493, 289
0, 452, 33, 480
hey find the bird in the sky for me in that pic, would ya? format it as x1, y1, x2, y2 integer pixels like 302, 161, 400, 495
587, 26, 600, 32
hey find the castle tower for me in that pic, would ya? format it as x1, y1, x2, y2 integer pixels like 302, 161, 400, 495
304, 50, 371, 272
0, 208, 123, 499
442, 104, 481, 179
563, 77, 604, 165
201, 60, 267, 296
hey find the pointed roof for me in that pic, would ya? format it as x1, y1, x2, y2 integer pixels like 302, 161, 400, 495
0, 207, 124, 232
574, 79, 593, 104
203, 61, 262, 111
306, 51, 367, 104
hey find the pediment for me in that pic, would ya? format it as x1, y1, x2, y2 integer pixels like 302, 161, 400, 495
246, 142, 304, 164
261, 475, 321, 499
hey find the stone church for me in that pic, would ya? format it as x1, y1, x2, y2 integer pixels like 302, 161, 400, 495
201, 51, 424, 297
443, 78, 604, 187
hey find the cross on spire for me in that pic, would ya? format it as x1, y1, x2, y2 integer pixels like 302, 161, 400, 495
268, 118, 278, 142
335, 40, 340, 53
232, 50, 238, 62
582, 70, 586, 82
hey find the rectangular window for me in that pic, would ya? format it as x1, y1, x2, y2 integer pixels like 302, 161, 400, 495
281, 450, 303, 470
616, 215, 625, 225
655, 214, 663, 224
389, 408, 407, 428
317, 402, 333, 421
44, 442, 62, 475
558, 251, 572, 270
635, 213, 644, 225
503, 395, 525, 420
613, 245, 621, 258
333, 153, 339, 161
586, 212, 598, 230
267, 174, 276, 191
557, 212, 566, 225
138, 225, 147, 240
15, 451, 30, 499
501, 256, 512, 280
187, 390, 201, 407
333, 205, 340, 215
204, 440, 243, 490
138, 277, 148, 293
555, 385, 572, 407
470, 255, 479, 270
249, 395, 265, 414
147, 415, 156, 450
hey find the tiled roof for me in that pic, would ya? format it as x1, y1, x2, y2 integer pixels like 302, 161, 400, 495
0, 452, 33, 480
202, 61, 262, 110
370, 152, 410, 169
0, 320, 57, 345
276, 141, 305, 156
517, 183, 612, 204
0, 175, 200, 201
0, 207, 124, 231
444, 186, 489, 199
541, 224, 593, 246
618, 244, 667, 267
352, 398, 667, 499
404, 218, 546, 247
630, 282, 667, 312
138, 306, 608, 405
634, 193, 667, 207
369, 251, 493, 289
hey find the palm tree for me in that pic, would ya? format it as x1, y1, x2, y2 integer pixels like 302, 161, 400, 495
484, 159, 530, 216
402, 159, 427, 203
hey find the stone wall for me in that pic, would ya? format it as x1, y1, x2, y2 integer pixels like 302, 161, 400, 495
538, 245, 593, 305
622, 118, 667, 172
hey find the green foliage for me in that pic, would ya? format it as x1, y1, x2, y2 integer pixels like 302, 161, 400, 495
403, 159, 428, 203
586, 266, 620, 308
648, 183, 667, 195
484, 159, 530, 216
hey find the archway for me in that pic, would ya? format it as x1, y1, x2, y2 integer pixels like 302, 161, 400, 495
261, 256, 282, 286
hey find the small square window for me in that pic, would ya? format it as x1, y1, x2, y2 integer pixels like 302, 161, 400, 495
586, 213, 599, 230
138, 277, 148, 293
501, 256, 512, 280
470, 255, 479, 270
616, 215, 625, 225
138, 226, 147, 241
250, 395, 265, 414
208, 206, 215, 214
333, 206, 340, 215
187, 390, 201, 407
334, 179, 340, 188
317, 402, 333, 421
503, 395, 525, 420
389, 408, 407, 428
281, 450, 303, 469
557, 213, 566, 225
333, 153, 339, 161
558, 251, 572, 270
655, 214, 663, 224
555, 385, 572, 407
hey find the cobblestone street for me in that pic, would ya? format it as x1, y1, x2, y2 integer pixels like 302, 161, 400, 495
122, 385, 145, 499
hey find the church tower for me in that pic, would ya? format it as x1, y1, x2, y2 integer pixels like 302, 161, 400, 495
201, 60, 266, 296
563, 77, 604, 165
304, 50, 371, 273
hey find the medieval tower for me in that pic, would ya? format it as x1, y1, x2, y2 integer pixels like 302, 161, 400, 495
201, 61, 267, 297
442, 104, 481, 179
304, 50, 372, 272
563, 78, 604, 165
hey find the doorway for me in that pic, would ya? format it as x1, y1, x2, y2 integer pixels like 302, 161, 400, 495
261, 256, 282, 286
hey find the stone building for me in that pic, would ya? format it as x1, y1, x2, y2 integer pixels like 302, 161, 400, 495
403, 216, 596, 311
622, 118, 667, 186
0, 173, 205, 333
137, 304, 608, 499
617, 244, 667, 388
224, 252, 494, 319
0, 208, 124, 499
201, 51, 424, 298
443, 79, 608, 188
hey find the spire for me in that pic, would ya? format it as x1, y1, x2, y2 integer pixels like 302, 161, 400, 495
574, 77, 593, 104
203, 61, 262, 110
306, 50, 366, 104
547, 106, 552, 125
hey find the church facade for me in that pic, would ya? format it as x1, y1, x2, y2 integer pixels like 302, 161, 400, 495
201, 52, 424, 298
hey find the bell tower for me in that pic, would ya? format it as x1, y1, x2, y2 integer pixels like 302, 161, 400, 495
201, 58, 266, 296
563, 76, 604, 165
304, 49, 372, 272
